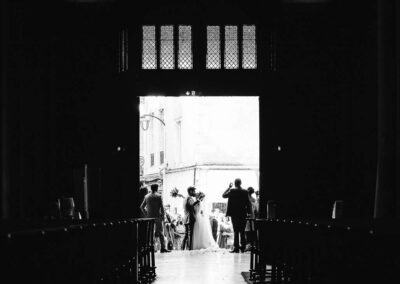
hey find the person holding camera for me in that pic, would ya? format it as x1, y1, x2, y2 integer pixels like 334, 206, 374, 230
222, 178, 252, 253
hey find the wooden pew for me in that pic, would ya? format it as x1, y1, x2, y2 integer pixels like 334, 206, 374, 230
0, 218, 156, 284
252, 218, 400, 284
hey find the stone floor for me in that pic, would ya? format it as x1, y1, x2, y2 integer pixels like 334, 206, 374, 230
153, 249, 250, 284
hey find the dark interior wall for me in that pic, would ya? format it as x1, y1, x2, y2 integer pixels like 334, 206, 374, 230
131, 0, 378, 219
2, 0, 378, 220
271, 1, 377, 218
3, 1, 137, 219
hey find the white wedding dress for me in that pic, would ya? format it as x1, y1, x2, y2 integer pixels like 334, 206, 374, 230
192, 201, 219, 250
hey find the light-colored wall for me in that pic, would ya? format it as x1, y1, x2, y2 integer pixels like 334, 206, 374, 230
191, 96, 259, 166
164, 96, 259, 169
140, 96, 260, 203
140, 96, 167, 177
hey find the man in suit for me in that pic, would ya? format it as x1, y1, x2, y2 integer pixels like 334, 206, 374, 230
140, 184, 170, 253
222, 178, 252, 253
181, 186, 200, 250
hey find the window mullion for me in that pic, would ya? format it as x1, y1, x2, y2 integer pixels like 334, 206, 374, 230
220, 25, 225, 70
174, 25, 179, 69
156, 25, 161, 69
238, 25, 243, 69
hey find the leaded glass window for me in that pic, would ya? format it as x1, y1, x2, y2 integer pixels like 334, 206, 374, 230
141, 24, 258, 70
142, 26, 156, 69
160, 25, 175, 69
206, 26, 221, 69
242, 25, 257, 69
178, 26, 193, 69
224, 26, 238, 69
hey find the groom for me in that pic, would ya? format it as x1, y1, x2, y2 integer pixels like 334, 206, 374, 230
181, 186, 200, 250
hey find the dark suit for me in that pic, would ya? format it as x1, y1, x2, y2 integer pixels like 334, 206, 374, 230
181, 196, 199, 250
222, 187, 252, 250
140, 192, 166, 250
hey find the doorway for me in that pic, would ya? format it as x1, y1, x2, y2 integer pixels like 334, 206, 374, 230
139, 95, 259, 250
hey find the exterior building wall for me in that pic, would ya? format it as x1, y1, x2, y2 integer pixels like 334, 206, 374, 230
191, 96, 259, 166
140, 96, 259, 214
140, 96, 166, 177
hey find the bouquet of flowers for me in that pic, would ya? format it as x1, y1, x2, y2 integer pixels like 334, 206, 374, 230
170, 188, 184, 198
196, 191, 205, 200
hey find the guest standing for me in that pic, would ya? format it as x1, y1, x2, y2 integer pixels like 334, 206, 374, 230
218, 216, 233, 249
245, 187, 257, 251
164, 208, 175, 250
254, 190, 260, 217
140, 184, 170, 253
222, 178, 252, 253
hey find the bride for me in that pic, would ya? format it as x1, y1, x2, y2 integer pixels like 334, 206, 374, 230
192, 192, 219, 250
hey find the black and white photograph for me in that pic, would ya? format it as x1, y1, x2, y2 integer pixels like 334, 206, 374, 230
1, 0, 399, 283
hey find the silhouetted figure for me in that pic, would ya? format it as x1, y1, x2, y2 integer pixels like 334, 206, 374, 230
245, 187, 257, 251
164, 209, 175, 250
140, 184, 170, 253
181, 186, 200, 250
222, 178, 252, 253
254, 190, 260, 218
210, 211, 219, 242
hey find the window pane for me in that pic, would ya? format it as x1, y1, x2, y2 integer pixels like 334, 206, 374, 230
160, 25, 175, 69
242, 25, 257, 69
224, 26, 238, 69
178, 26, 192, 69
206, 26, 221, 69
160, 151, 164, 164
142, 26, 156, 69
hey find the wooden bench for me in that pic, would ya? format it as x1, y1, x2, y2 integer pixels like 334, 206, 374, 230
0, 218, 156, 284
251, 218, 400, 284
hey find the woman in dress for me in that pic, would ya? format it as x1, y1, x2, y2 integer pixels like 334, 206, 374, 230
191, 192, 219, 250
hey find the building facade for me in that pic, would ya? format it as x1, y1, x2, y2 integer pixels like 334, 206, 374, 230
140, 96, 259, 215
